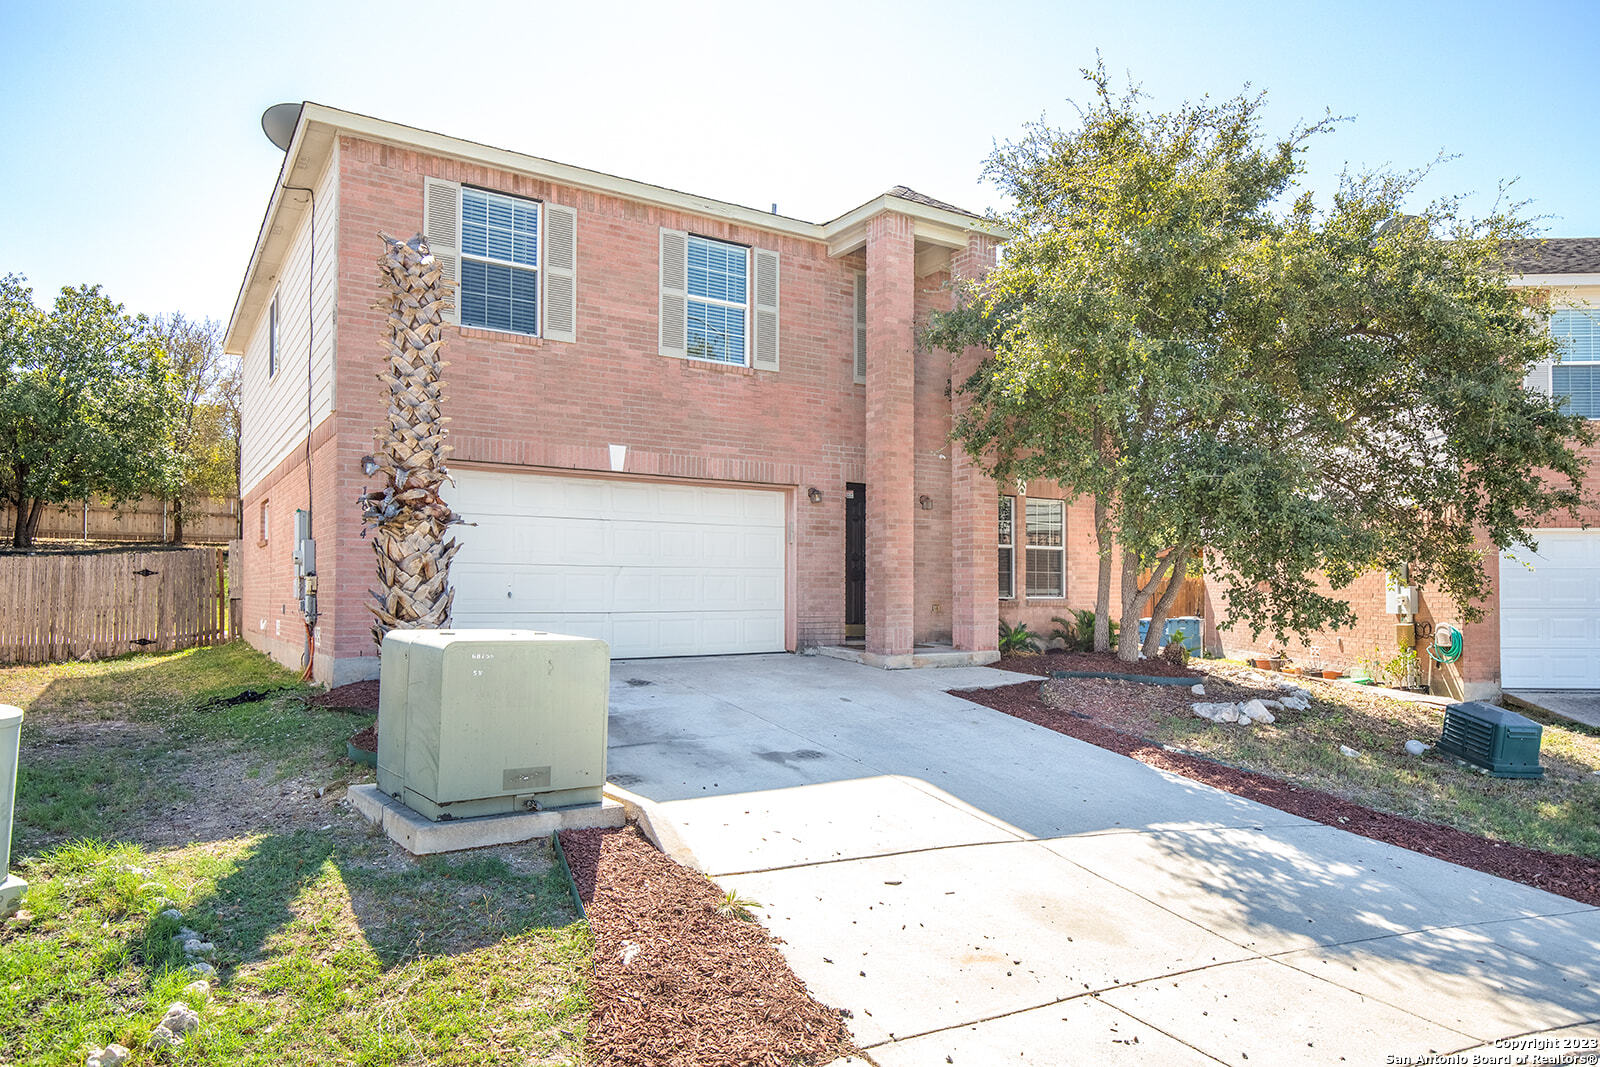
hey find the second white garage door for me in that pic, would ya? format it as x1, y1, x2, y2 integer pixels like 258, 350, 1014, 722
1499, 530, 1600, 689
445, 469, 787, 658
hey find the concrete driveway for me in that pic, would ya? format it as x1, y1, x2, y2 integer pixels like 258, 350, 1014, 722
606, 654, 1600, 1065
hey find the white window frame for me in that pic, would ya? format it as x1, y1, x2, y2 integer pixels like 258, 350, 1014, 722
259, 499, 270, 544
1551, 308, 1600, 418
1024, 497, 1066, 600
267, 293, 278, 378
458, 186, 542, 338
685, 234, 751, 367
998, 495, 1016, 600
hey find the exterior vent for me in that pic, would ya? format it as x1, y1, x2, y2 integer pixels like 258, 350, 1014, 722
1436, 701, 1544, 779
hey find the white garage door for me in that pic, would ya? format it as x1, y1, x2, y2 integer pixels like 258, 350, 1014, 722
444, 470, 787, 658
1499, 530, 1600, 688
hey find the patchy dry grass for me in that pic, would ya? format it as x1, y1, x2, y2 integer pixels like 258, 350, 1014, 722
2, 643, 591, 1066
1112, 664, 1600, 858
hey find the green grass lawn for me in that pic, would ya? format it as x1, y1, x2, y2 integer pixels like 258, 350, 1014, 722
1164, 666, 1600, 858
1, 643, 591, 1066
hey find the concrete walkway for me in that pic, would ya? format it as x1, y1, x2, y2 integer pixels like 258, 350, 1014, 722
606, 654, 1600, 1065
1506, 690, 1600, 730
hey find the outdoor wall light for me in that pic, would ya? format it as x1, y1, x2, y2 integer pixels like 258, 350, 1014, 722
919, 495, 933, 510
807, 487, 823, 504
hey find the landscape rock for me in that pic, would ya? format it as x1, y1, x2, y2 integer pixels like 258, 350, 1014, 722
158, 1002, 200, 1036
185, 961, 217, 979
159, 908, 182, 922
146, 1026, 183, 1050
1280, 696, 1311, 711
1339, 744, 1362, 758
1191, 683, 1205, 696
86, 1044, 131, 1067
182, 939, 216, 958
1405, 740, 1430, 756
174, 927, 200, 943
182, 979, 211, 1002
1241, 699, 1276, 723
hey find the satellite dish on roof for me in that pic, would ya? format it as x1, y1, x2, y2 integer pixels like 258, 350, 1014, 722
261, 103, 302, 151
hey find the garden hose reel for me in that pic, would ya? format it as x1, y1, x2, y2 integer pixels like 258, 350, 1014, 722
1427, 623, 1464, 665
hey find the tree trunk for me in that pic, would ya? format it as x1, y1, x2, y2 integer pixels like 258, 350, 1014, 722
1092, 491, 1113, 652
171, 495, 185, 545
1140, 545, 1192, 657
19, 498, 44, 549
1116, 546, 1180, 663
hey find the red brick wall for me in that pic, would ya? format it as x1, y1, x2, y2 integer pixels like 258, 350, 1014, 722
239, 415, 342, 678
318, 138, 996, 675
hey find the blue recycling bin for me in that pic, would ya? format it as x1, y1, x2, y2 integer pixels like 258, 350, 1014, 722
1137, 616, 1202, 654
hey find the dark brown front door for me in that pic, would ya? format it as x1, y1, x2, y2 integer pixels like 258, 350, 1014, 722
844, 483, 866, 638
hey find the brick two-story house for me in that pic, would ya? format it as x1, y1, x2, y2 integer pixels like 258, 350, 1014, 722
1211, 239, 1600, 700
227, 103, 1113, 686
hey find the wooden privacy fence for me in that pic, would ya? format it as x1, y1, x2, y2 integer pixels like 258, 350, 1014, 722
0, 547, 228, 663
1139, 570, 1208, 620
2, 495, 241, 545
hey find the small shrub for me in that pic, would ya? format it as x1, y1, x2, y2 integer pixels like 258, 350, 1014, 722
1163, 627, 1190, 667
715, 889, 762, 921
998, 621, 1040, 654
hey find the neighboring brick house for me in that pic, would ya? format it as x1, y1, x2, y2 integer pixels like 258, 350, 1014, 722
1209, 239, 1600, 699
227, 103, 1108, 685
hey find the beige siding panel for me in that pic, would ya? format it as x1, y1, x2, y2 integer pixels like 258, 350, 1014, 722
240, 144, 341, 495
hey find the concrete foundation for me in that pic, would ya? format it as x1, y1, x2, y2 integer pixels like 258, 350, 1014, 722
348, 783, 624, 855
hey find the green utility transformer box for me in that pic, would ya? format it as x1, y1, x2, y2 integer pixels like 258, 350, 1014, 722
1436, 701, 1545, 779
376, 629, 610, 821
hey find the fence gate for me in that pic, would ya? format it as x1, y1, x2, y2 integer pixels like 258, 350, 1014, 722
0, 547, 228, 664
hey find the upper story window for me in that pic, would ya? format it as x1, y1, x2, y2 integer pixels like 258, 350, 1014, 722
1552, 308, 1600, 418
686, 235, 749, 365
459, 187, 540, 336
1025, 498, 1065, 599
998, 495, 1015, 600
268, 294, 279, 377
659, 228, 779, 370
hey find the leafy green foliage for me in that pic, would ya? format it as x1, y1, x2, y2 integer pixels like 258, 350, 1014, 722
997, 620, 1040, 653
0, 275, 184, 547
1050, 610, 1116, 652
149, 313, 239, 541
928, 63, 1592, 653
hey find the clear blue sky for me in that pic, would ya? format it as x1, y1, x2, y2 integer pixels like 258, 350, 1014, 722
2, 0, 1593, 328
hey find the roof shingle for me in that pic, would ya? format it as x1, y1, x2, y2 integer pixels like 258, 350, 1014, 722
884, 185, 982, 220
1505, 238, 1600, 275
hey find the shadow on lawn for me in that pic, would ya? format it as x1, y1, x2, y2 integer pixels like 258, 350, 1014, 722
138, 827, 580, 982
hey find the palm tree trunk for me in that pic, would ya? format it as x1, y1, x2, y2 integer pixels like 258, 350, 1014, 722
360, 233, 463, 646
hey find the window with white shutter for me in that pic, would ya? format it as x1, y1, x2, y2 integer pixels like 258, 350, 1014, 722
659, 228, 689, 358
422, 178, 460, 325
752, 247, 779, 371
543, 203, 578, 343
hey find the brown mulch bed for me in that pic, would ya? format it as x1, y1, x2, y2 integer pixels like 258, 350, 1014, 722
560, 825, 860, 1067
998, 648, 1202, 679
311, 679, 380, 709
349, 724, 377, 751
957, 680, 1600, 908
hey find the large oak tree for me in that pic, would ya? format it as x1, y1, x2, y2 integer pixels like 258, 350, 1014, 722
928, 67, 1592, 661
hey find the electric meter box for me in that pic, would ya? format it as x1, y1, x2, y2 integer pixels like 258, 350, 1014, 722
376, 629, 610, 821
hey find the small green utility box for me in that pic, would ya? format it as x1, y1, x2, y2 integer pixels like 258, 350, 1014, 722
1436, 701, 1544, 779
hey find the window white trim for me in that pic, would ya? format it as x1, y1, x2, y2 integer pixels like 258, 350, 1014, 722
267, 293, 279, 378
1024, 497, 1066, 600
998, 495, 1015, 600
458, 185, 542, 338
684, 233, 752, 367
1550, 308, 1600, 418
259, 499, 270, 544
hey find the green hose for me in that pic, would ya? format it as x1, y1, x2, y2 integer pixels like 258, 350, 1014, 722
1427, 624, 1463, 664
